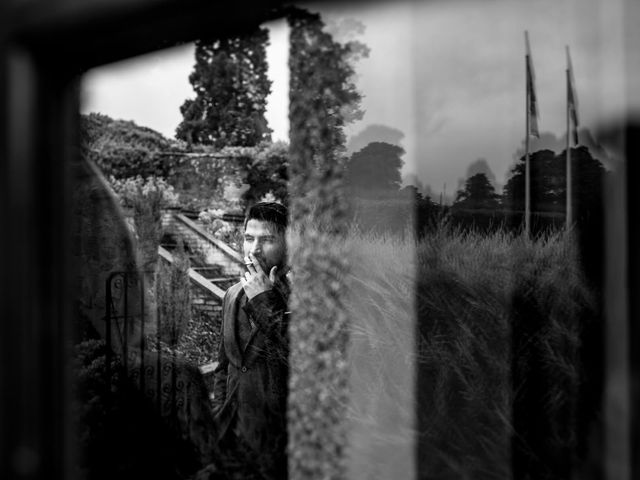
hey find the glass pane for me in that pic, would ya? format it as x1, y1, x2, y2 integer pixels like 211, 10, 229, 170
73, 1, 631, 478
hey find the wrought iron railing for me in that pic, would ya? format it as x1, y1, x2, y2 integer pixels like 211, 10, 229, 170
105, 270, 177, 414
102, 270, 219, 474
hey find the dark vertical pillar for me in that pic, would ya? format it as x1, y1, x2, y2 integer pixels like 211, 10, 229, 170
0, 43, 77, 480
626, 122, 640, 480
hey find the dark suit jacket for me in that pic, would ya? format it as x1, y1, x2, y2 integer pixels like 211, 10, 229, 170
212, 280, 289, 467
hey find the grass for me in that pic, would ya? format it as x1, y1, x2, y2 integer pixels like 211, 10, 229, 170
333, 224, 594, 479
128, 216, 592, 478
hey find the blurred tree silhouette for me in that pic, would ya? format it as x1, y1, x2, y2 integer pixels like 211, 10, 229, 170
80, 113, 176, 179
241, 141, 289, 206
453, 172, 499, 210
345, 142, 404, 193
503, 146, 606, 221
399, 185, 424, 202
288, 6, 365, 194
176, 27, 272, 147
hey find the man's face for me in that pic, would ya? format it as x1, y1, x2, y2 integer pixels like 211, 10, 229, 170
243, 219, 286, 273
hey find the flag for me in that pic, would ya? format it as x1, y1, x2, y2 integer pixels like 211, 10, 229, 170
567, 46, 579, 145
525, 31, 539, 138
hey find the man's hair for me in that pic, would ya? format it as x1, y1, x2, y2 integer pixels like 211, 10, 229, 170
244, 202, 288, 233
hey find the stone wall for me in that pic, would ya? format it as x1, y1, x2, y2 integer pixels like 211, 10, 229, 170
161, 210, 243, 278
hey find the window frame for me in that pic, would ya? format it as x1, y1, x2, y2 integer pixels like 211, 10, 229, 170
1, 1, 639, 478
0, 2, 286, 478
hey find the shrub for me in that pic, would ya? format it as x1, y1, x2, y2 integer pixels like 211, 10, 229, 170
198, 208, 244, 252
156, 243, 192, 347
72, 339, 203, 480
109, 175, 179, 211
110, 175, 179, 269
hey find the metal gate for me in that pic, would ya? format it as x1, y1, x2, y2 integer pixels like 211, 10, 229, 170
104, 270, 182, 418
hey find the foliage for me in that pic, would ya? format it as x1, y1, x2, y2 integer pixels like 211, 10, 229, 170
168, 146, 252, 212
242, 141, 289, 206
288, 6, 365, 198
461, 157, 498, 190
345, 193, 442, 239
81, 112, 179, 179
307, 225, 594, 479
176, 28, 272, 147
399, 184, 424, 202
414, 227, 591, 478
345, 141, 404, 192
146, 309, 219, 367
502, 146, 606, 218
348, 195, 414, 236
157, 243, 192, 347
198, 208, 244, 252
72, 339, 122, 460
287, 6, 366, 479
82, 112, 230, 211
82, 112, 290, 213
453, 172, 500, 210
72, 339, 122, 479
110, 175, 179, 210
72, 340, 203, 480
167, 142, 289, 212
110, 175, 178, 271
176, 309, 220, 366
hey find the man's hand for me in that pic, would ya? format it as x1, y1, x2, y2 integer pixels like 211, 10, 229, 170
241, 253, 278, 300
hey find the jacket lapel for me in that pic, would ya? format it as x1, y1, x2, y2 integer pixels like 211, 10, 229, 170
242, 321, 260, 356
223, 282, 244, 367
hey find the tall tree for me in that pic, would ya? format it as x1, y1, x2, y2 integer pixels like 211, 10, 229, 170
288, 7, 366, 197
453, 172, 499, 210
176, 28, 272, 147
502, 146, 605, 218
458, 158, 497, 191
345, 141, 404, 192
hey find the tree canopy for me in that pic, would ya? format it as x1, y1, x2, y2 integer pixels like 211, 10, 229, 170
453, 173, 499, 210
80, 113, 176, 179
345, 142, 404, 192
81, 113, 287, 211
241, 141, 289, 207
288, 6, 366, 196
176, 28, 272, 147
502, 147, 606, 219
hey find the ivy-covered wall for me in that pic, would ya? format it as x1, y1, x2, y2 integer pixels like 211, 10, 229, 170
287, 8, 361, 479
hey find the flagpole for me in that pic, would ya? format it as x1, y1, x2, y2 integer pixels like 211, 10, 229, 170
525, 77, 531, 237
566, 62, 572, 230
524, 30, 536, 238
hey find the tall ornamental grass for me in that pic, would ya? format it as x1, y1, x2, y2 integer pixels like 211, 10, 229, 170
327, 226, 594, 479
342, 229, 416, 480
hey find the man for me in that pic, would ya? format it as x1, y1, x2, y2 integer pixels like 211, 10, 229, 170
212, 202, 290, 479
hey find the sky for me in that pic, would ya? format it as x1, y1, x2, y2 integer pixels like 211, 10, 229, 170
81, 0, 636, 200
81, 18, 290, 143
